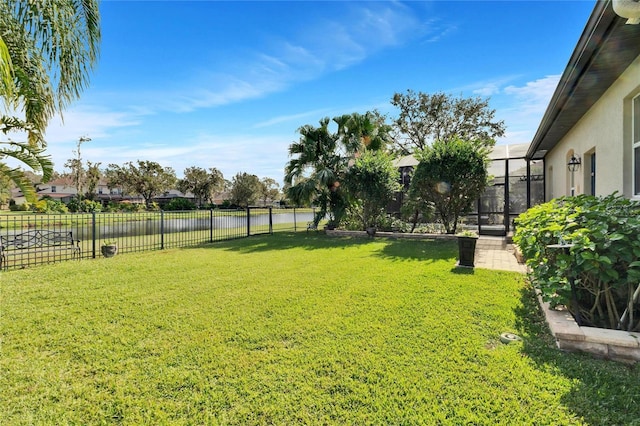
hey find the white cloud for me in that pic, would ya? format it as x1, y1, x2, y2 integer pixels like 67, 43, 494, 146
120, 2, 424, 116
47, 131, 291, 182
496, 75, 561, 145
473, 83, 502, 97
421, 18, 458, 44
254, 108, 332, 129
503, 75, 560, 115
44, 107, 142, 144
450, 76, 521, 97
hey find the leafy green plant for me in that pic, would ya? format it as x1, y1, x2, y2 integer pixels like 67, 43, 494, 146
400, 193, 434, 233
456, 229, 478, 238
343, 151, 399, 230
514, 194, 640, 330
284, 112, 392, 228
67, 197, 102, 213
408, 138, 490, 234
163, 198, 196, 211
377, 215, 409, 232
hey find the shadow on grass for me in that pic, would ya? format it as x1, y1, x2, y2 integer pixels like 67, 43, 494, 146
450, 266, 475, 275
188, 232, 374, 254
189, 232, 458, 264
514, 284, 640, 424
374, 237, 456, 264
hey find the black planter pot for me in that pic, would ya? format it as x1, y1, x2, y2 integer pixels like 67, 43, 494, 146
457, 236, 477, 267
101, 245, 118, 258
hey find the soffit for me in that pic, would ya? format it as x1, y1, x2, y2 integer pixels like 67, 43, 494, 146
527, 1, 640, 159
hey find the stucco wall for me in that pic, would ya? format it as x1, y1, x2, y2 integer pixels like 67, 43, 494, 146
546, 54, 640, 200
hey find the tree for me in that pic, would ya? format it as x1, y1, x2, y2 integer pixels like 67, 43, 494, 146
400, 193, 434, 234
0, 0, 100, 201
1, 1, 100, 144
178, 166, 225, 207
106, 161, 176, 209
64, 136, 93, 200
229, 172, 261, 208
408, 138, 489, 234
343, 151, 399, 230
85, 161, 101, 200
259, 177, 280, 206
391, 90, 505, 153
284, 111, 392, 226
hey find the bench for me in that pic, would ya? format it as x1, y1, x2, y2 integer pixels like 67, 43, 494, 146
306, 222, 318, 232
0, 230, 81, 270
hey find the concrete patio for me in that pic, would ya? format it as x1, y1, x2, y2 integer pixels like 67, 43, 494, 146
474, 236, 527, 273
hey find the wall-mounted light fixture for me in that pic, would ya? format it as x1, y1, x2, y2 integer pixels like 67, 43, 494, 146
567, 155, 581, 172
567, 154, 581, 196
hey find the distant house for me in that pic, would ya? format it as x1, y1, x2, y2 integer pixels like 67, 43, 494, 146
35, 176, 77, 203
152, 189, 196, 207
93, 178, 143, 205
8, 176, 141, 207
527, 0, 640, 200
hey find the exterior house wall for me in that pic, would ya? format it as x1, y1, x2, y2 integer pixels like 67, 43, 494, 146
546, 54, 640, 200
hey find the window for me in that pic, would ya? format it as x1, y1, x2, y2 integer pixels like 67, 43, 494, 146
51, 185, 57, 193
590, 152, 596, 196
633, 95, 640, 196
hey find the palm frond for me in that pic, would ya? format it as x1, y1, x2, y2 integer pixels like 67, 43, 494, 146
0, 162, 36, 201
0, 140, 53, 181
0, 36, 15, 102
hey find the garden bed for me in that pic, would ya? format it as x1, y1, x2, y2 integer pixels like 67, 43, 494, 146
538, 294, 640, 364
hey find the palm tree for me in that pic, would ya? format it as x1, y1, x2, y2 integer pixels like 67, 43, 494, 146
284, 112, 393, 226
1, 0, 100, 201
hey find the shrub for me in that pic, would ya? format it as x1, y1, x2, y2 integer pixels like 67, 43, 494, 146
377, 215, 409, 233
117, 202, 146, 212
343, 151, 399, 230
36, 199, 69, 214
9, 201, 29, 211
164, 198, 196, 211
408, 138, 489, 234
67, 198, 102, 213
514, 194, 640, 330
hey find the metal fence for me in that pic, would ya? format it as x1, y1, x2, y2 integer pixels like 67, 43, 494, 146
0, 207, 317, 271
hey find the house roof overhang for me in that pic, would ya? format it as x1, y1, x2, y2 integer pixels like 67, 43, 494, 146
527, 0, 640, 160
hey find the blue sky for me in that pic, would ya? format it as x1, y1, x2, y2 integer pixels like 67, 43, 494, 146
42, 0, 596, 183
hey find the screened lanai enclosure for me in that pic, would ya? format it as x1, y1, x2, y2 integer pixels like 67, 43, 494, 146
393, 143, 544, 236
465, 143, 544, 236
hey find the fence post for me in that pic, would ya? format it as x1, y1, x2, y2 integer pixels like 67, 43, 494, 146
247, 207, 251, 237
92, 211, 97, 259
160, 210, 165, 250
294, 207, 297, 232
210, 208, 214, 243
269, 207, 273, 234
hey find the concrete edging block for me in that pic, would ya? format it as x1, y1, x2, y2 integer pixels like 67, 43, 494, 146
537, 292, 640, 363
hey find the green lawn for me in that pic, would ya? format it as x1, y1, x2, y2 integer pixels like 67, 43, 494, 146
2, 233, 638, 425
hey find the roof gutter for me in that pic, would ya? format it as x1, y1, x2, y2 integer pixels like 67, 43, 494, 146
526, 1, 612, 160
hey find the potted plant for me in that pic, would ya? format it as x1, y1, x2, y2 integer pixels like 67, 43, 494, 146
456, 230, 478, 267
101, 240, 118, 258
324, 220, 338, 231
366, 225, 377, 237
